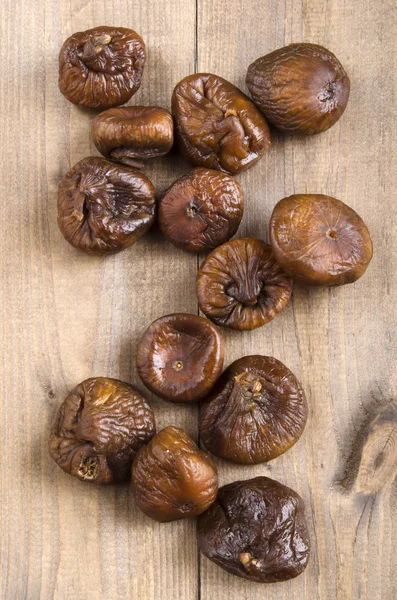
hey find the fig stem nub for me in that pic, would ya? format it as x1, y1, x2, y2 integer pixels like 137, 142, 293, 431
251, 380, 262, 395
78, 34, 112, 60
240, 552, 252, 568
172, 360, 184, 372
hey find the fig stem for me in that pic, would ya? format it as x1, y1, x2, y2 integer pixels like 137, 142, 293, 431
326, 228, 338, 240
172, 360, 184, 372
78, 34, 112, 60
240, 552, 252, 566
72, 189, 86, 222
224, 108, 238, 118
251, 380, 262, 395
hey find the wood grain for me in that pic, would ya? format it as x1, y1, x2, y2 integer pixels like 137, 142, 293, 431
0, 0, 396, 599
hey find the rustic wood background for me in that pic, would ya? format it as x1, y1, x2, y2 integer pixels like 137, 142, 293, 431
1, 0, 396, 598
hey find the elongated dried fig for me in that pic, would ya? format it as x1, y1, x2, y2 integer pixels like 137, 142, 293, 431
197, 476, 310, 582
92, 106, 174, 168
269, 194, 373, 286
59, 26, 146, 109
132, 426, 218, 522
172, 73, 271, 174
159, 168, 244, 252
58, 157, 156, 255
49, 377, 155, 484
200, 355, 307, 464
136, 313, 224, 403
246, 43, 350, 135
197, 238, 292, 330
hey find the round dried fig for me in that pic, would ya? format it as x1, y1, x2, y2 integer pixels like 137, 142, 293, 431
58, 156, 156, 255
246, 43, 350, 135
269, 194, 373, 286
132, 426, 218, 522
136, 313, 224, 403
172, 73, 271, 174
197, 476, 310, 582
59, 26, 146, 109
197, 238, 292, 330
159, 168, 244, 252
91, 106, 174, 168
199, 355, 307, 464
49, 377, 155, 484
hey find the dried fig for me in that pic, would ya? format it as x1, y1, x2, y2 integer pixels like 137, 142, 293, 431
136, 313, 224, 403
132, 426, 218, 522
58, 156, 156, 255
59, 26, 146, 109
159, 168, 244, 252
197, 476, 310, 582
199, 355, 307, 464
172, 73, 271, 174
246, 43, 350, 135
49, 377, 155, 484
91, 106, 174, 168
196, 238, 292, 330
269, 194, 373, 286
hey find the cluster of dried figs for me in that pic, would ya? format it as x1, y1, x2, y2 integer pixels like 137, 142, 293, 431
51, 25, 374, 584
49, 312, 310, 582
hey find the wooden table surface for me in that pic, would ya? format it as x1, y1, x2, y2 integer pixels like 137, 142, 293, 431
1, 1, 397, 599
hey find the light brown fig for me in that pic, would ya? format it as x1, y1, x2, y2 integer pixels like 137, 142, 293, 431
49, 377, 155, 484
199, 355, 307, 464
58, 157, 156, 255
172, 73, 271, 174
136, 313, 224, 403
269, 194, 373, 286
59, 26, 146, 109
91, 107, 174, 168
246, 43, 350, 135
196, 238, 292, 330
159, 168, 244, 252
132, 426, 218, 522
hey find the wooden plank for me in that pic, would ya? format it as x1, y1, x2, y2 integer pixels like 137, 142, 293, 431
0, 1, 197, 599
196, 1, 397, 600
1, 0, 397, 599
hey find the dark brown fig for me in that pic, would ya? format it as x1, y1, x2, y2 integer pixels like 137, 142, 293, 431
246, 43, 350, 135
58, 157, 156, 255
59, 26, 146, 109
199, 355, 307, 464
132, 426, 218, 522
197, 476, 310, 583
49, 377, 155, 484
91, 107, 174, 168
159, 168, 244, 252
136, 313, 224, 403
269, 194, 373, 286
196, 238, 292, 331
172, 73, 271, 174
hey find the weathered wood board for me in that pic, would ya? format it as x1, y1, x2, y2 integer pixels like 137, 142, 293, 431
0, 1, 396, 598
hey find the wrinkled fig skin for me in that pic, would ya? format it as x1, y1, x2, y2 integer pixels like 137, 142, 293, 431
197, 476, 310, 583
58, 157, 156, 255
49, 378, 156, 484
172, 73, 271, 174
132, 426, 218, 522
159, 168, 244, 252
200, 355, 307, 464
136, 313, 224, 403
197, 238, 293, 331
246, 43, 350, 135
92, 107, 174, 168
59, 26, 146, 109
269, 194, 373, 286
